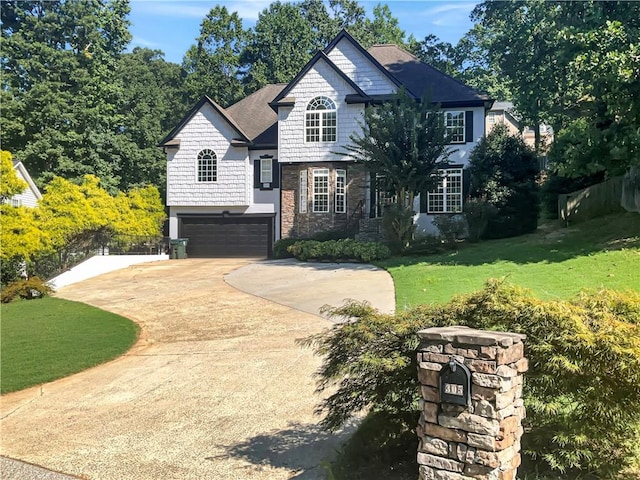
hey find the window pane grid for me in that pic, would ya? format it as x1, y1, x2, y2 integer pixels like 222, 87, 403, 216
313, 169, 329, 213
260, 159, 272, 183
427, 168, 463, 214
446, 112, 465, 143
197, 149, 217, 182
306, 97, 336, 143
335, 169, 346, 213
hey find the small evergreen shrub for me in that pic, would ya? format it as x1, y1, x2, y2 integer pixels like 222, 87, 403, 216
302, 282, 640, 478
287, 239, 391, 262
432, 214, 466, 248
463, 198, 495, 242
1, 277, 53, 303
273, 238, 299, 259
405, 235, 442, 255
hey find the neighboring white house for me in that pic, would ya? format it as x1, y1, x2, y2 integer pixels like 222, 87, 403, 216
8, 160, 42, 208
160, 30, 493, 257
486, 101, 554, 151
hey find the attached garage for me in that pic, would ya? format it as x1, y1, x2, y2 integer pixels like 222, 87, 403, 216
178, 215, 274, 258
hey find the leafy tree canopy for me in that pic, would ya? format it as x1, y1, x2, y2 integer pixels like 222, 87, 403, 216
0, 151, 27, 201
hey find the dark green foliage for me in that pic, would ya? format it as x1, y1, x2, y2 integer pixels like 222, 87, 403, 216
273, 238, 299, 259
342, 89, 453, 211
1, 277, 53, 303
287, 239, 391, 262
431, 214, 466, 248
304, 281, 640, 477
468, 124, 540, 239
463, 198, 494, 242
381, 204, 415, 254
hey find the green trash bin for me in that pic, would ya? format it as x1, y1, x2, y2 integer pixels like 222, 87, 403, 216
170, 238, 188, 259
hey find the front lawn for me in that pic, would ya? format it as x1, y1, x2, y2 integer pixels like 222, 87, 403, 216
379, 213, 640, 309
0, 297, 138, 394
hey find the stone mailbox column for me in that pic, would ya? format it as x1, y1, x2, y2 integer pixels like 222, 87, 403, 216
416, 326, 527, 480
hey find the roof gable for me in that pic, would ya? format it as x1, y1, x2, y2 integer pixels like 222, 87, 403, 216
13, 161, 42, 200
270, 49, 369, 107
159, 96, 252, 148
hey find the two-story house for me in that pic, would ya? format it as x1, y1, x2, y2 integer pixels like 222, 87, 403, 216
160, 30, 492, 258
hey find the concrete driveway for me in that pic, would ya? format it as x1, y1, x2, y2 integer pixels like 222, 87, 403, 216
0, 258, 395, 480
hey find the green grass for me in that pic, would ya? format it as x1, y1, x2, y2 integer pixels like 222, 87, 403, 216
0, 297, 139, 394
379, 212, 640, 309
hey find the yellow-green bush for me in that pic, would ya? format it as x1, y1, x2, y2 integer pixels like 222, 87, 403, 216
304, 281, 640, 477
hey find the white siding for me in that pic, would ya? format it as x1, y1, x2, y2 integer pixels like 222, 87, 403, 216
251, 149, 280, 239
11, 165, 41, 208
326, 38, 397, 95
278, 58, 363, 164
166, 103, 249, 207
444, 106, 487, 166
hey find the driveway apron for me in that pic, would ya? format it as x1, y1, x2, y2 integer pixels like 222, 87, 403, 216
0, 259, 395, 480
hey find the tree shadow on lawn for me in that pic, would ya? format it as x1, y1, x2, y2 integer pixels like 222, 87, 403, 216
381, 213, 640, 268
216, 421, 357, 479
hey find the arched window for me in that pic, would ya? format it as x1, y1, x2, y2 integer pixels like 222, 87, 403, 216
197, 149, 217, 182
306, 96, 337, 142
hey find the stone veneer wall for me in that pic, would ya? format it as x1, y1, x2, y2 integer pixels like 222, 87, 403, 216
280, 162, 366, 238
416, 326, 528, 480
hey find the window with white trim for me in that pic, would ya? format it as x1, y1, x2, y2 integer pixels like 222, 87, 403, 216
299, 171, 307, 213
445, 111, 465, 143
197, 149, 217, 182
306, 96, 337, 142
427, 168, 463, 213
487, 112, 496, 125
11, 198, 22, 207
335, 169, 346, 213
260, 158, 272, 184
312, 168, 329, 213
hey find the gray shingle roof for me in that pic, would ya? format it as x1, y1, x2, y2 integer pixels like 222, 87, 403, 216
368, 44, 491, 107
226, 83, 286, 148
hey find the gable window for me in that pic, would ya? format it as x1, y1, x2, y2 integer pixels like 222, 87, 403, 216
445, 111, 465, 143
306, 96, 337, 142
487, 112, 497, 125
11, 198, 22, 207
299, 171, 308, 213
260, 158, 273, 184
427, 168, 463, 214
335, 169, 346, 213
312, 168, 329, 213
197, 149, 217, 182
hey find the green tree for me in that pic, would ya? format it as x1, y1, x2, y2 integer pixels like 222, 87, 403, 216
1, 0, 132, 191
115, 47, 186, 196
342, 89, 453, 211
242, 1, 317, 90
468, 124, 540, 238
359, 3, 405, 48
182, 5, 247, 106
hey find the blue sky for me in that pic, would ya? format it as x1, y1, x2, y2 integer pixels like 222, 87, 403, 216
128, 0, 478, 64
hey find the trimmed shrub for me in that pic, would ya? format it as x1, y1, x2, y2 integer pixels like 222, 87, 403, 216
432, 214, 466, 248
273, 238, 299, 259
287, 239, 391, 263
1, 277, 53, 303
382, 204, 415, 254
302, 281, 640, 477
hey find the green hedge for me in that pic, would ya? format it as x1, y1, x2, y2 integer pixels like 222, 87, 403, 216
303, 281, 640, 478
287, 239, 391, 262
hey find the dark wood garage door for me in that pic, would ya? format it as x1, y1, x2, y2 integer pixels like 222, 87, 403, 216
179, 216, 273, 258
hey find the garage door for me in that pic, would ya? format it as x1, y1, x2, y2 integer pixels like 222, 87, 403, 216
179, 216, 273, 258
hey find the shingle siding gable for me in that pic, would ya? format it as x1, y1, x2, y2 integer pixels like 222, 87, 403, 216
166, 103, 249, 207
326, 38, 397, 95
278, 58, 363, 164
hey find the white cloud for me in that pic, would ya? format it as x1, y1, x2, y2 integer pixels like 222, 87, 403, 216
223, 1, 273, 21
418, 2, 476, 27
131, 36, 160, 48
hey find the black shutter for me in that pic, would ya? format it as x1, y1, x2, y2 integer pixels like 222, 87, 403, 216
465, 111, 474, 143
272, 159, 279, 188
463, 168, 471, 200
254, 159, 261, 188
420, 190, 427, 213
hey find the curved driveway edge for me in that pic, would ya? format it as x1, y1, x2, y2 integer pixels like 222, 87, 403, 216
1, 259, 376, 480
224, 259, 396, 320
